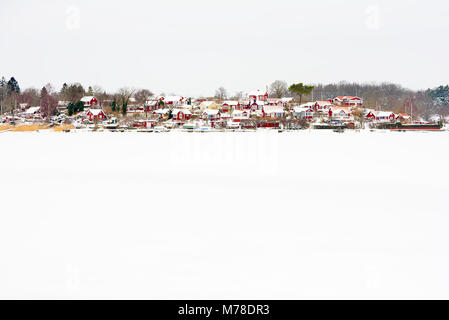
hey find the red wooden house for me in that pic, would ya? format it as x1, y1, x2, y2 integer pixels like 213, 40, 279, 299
86, 109, 107, 121
81, 96, 98, 107
333, 96, 363, 107
248, 90, 268, 104
172, 109, 192, 121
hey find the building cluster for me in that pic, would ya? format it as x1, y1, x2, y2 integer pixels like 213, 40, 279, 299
2, 90, 424, 131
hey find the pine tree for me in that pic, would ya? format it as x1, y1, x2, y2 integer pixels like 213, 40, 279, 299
121, 102, 127, 115
67, 102, 74, 116
111, 98, 117, 112
7, 77, 20, 94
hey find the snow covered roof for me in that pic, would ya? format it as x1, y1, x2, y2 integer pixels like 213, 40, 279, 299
330, 107, 351, 114
334, 96, 362, 101
172, 108, 192, 115
315, 101, 334, 106
203, 109, 220, 115
374, 111, 394, 117
263, 106, 284, 114
293, 106, 314, 113
280, 97, 294, 103
87, 109, 104, 116
160, 96, 184, 103
222, 100, 239, 106
299, 102, 316, 108
25, 106, 41, 114
154, 108, 170, 114
232, 110, 249, 117
81, 96, 96, 102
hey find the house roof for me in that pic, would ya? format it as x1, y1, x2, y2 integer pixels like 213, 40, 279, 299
232, 110, 249, 117
203, 109, 220, 115
334, 96, 362, 101
315, 101, 334, 106
374, 111, 394, 117
263, 106, 284, 114
81, 96, 96, 102
25, 106, 41, 114
293, 106, 314, 113
330, 106, 351, 113
299, 102, 316, 108
222, 100, 240, 106
87, 108, 104, 116
160, 96, 184, 103
172, 108, 192, 115
154, 108, 170, 114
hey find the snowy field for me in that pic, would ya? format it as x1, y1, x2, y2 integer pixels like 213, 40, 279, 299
1, 130, 449, 299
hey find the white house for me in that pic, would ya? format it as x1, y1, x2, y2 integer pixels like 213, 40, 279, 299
201, 109, 221, 120
293, 106, 314, 120
231, 110, 250, 122
329, 107, 353, 121
374, 111, 395, 122
263, 106, 284, 118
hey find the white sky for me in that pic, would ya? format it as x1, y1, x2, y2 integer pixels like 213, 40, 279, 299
1, 0, 448, 96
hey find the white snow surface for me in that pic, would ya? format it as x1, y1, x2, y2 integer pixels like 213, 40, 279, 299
1, 130, 449, 299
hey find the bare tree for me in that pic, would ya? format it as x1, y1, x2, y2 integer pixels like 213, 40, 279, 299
18, 88, 40, 106
117, 87, 135, 116
269, 80, 288, 98
232, 91, 244, 100
134, 89, 153, 105
134, 89, 154, 118
40, 86, 58, 118
215, 87, 227, 100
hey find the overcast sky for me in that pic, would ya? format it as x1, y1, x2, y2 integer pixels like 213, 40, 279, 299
1, 0, 448, 96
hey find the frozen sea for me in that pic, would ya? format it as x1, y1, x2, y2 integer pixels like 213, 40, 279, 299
0, 130, 448, 299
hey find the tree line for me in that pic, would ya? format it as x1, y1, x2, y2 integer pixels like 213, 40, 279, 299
1, 76, 448, 120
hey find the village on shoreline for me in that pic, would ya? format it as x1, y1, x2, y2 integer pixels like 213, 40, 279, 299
1, 79, 448, 133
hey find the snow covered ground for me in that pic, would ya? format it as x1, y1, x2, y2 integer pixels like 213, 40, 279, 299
1, 130, 448, 299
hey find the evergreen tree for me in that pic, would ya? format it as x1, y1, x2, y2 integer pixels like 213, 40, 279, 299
121, 102, 127, 115
7, 77, 20, 94
111, 98, 117, 112
67, 102, 74, 116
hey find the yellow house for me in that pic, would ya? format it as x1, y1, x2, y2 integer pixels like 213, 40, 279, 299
199, 101, 221, 110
